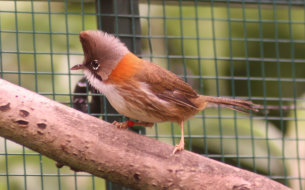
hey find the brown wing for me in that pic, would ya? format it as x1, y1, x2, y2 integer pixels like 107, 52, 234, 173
135, 60, 199, 109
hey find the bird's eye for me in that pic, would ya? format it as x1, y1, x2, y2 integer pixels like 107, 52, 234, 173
90, 60, 100, 71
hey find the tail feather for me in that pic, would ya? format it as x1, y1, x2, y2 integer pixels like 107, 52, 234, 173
200, 95, 259, 113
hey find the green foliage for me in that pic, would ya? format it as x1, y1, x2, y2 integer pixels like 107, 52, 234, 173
286, 94, 305, 189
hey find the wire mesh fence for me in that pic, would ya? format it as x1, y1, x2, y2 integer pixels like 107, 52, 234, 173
0, 0, 305, 189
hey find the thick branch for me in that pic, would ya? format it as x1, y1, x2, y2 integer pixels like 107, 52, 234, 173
0, 79, 290, 190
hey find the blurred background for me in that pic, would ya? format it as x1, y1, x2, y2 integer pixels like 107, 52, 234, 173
0, 0, 305, 189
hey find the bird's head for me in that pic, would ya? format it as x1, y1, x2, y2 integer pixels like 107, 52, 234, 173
71, 30, 129, 81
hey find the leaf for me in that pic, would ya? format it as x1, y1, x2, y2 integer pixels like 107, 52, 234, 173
285, 94, 305, 189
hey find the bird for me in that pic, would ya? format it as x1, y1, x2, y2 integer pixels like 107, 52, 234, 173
71, 30, 259, 154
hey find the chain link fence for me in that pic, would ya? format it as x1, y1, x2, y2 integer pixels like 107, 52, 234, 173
1, 0, 305, 189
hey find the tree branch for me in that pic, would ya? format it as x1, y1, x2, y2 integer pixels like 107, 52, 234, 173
0, 79, 290, 190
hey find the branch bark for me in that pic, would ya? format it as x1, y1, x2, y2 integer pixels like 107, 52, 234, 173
0, 79, 290, 190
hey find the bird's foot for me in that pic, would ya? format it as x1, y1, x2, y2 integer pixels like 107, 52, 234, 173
172, 121, 185, 155
112, 121, 130, 129
112, 120, 154, 129
172, 141, 185, 155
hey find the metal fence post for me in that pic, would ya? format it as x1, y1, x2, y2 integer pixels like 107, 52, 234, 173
95, 0, 142, 189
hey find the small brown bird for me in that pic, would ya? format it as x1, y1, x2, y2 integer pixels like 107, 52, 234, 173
71, 30, 258, 154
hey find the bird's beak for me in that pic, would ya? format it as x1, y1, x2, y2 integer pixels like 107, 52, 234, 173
70, 64, 84, 70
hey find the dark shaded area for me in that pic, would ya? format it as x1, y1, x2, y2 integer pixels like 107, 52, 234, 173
72, 1, 142, 189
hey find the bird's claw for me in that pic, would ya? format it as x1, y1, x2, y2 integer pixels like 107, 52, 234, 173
112, 121, 129, 129
172, 142, 185, 155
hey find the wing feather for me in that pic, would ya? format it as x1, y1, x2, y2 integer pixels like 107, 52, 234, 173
135, 60, 199, 109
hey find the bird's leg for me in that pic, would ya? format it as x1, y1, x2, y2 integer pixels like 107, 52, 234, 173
112, 120, 154, 129
172, 121, 185, 154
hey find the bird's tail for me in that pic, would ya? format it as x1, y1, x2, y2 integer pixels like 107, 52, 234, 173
198, 95, 259, 113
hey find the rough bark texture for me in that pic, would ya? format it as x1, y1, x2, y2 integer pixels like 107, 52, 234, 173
0, 79, 290, 190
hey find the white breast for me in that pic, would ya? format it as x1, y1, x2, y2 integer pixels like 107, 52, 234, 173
83, 70, 163, 123
84, 70, 127, 112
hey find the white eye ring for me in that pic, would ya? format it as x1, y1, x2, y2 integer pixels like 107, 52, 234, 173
91, 60, 100, 71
